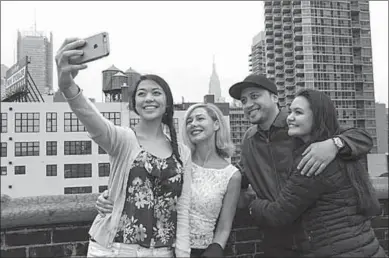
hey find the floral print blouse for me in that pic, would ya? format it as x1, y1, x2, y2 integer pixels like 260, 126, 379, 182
114, 150, 184, 248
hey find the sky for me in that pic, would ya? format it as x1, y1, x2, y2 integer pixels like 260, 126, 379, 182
1, 1, 388, 106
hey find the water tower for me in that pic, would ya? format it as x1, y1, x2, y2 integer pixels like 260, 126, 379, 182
111, 71, 128, 102
102, 65, 125, 102
125, 67, 141, 107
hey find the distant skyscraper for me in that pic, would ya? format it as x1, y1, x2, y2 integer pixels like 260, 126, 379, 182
17, 30, 53, 95
253, 0, 377, 152
249, 31, 266, 75
208, 57, 223, 102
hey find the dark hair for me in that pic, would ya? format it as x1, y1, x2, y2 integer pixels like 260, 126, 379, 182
131, 74, 182, 166
295, 88, 380, 216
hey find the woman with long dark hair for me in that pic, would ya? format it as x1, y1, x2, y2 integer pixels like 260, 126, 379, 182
249, 89, 386, 257
97, 103, 242, 258
55, 38, 191, 257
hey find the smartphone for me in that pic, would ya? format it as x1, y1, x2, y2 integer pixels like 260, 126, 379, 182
71, 32, 110, 64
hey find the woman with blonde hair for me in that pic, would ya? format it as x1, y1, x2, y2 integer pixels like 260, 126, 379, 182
183, 103, 241, 257
97, 103, 241, 257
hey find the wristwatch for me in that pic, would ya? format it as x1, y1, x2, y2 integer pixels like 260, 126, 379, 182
332, 137, 345, 150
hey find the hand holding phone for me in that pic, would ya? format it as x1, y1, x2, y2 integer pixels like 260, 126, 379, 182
70, 32, 110, 65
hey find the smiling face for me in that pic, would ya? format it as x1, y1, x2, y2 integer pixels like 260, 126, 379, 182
287, 96, 314, 142
134, 80, 167, 121
240, 87, 278, 125
185, 107, 219, 145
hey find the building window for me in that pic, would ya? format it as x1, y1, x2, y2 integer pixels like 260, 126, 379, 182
102, 112, 121, 125
64, 186, 92, 194
15, 142, 40, 157
1, 113, 7, 133
1, 166, 7, 176
99, 185, 108, 193
46, 112, 57, 132
1, 142, 7, 157
64, 141, 92, 155
98, 146, 107, 154
64, 163, 92, 178
46, 141, 57, 156
130, 118, 140, 128
15, 113, 40, 133
64, 112, 86, 132
46, 164, 57, 176
15, 166, 26, 175
98, 163, 110, 177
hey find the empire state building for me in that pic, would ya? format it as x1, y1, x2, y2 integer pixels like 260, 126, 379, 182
208, 57, 223, 102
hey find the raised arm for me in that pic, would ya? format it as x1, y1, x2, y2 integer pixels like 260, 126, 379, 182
55, 38, 125, 156
64, 87, 124, 156
249, 161, 340, 227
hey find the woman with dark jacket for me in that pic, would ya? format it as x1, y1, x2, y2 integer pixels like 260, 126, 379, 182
249, 89, 387, 257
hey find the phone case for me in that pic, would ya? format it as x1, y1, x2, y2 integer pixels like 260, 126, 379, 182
72, 32, 110, 64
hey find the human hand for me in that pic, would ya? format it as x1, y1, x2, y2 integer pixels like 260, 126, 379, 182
297, 139, 337, 177
55, 38, 87, 91
95, 190, 114, 217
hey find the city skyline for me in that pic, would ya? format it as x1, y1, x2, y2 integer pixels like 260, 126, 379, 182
1, 1, 388, 106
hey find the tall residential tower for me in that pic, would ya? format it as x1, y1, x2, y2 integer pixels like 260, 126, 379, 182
249, 31, 266, 75
252, 0, 377, 152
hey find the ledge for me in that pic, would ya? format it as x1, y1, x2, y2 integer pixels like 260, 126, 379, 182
1, 194, 99, 229
1, 179, 388, 230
